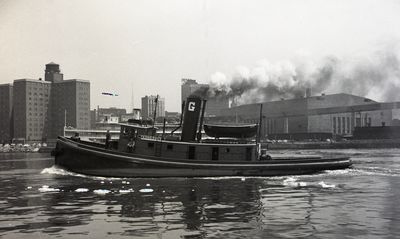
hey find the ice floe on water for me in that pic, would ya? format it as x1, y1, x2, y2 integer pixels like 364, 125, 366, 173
38, 185, 60, 192
93, 189, 111, 195
119, 189, 134, 193
139, 188, 154, 193
75, 188, 89, 192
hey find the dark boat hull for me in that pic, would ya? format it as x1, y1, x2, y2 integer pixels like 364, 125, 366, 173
53, 137, 352, 178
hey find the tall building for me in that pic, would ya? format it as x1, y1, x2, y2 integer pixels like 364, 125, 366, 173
49, 79, 90, 139
0, 62, 91, 143
141, 95, 165, 119
13, 79, 51, 142
181, 79, 229, 116
0, 84, 13, 143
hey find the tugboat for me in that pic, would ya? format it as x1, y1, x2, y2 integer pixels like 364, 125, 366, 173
53, 96, 352, 177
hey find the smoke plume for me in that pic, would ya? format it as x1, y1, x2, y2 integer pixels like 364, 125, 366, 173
198, 43, 400, 105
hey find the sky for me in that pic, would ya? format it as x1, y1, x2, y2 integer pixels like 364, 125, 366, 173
1, 0, 400, 112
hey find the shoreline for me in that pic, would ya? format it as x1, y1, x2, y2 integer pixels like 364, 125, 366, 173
263, 139, 400, 150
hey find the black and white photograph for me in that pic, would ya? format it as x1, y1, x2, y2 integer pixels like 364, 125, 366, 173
1, 0, 400, 238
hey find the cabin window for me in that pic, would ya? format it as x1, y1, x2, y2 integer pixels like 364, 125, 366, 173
246, 147, 252, 161
167, 144, 173, 150
212, 147, 219, 161
148, 142, 154, 148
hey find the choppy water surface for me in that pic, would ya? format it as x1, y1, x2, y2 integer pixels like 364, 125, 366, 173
1, 149, 400, 239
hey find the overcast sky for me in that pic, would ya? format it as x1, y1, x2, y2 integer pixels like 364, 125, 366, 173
1, 0, 400, 111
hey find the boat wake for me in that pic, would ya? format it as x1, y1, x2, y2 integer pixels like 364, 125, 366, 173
41, 165, 92, 178
40, 165, 122, 180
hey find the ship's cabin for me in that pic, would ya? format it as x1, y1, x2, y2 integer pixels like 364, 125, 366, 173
117, 123, 258, 162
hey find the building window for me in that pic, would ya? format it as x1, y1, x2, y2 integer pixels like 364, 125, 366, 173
333, 117, 336, 134
167, 144, 173, 150
347, 117, 351, 133
342, 117, 346, 134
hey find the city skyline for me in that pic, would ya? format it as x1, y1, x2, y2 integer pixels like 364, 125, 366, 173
1, 0, 400, 112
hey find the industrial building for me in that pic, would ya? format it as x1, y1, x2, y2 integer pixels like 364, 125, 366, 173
214, 93, 400, 140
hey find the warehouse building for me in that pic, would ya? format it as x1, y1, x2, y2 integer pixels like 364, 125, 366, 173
213, 93, 400, 140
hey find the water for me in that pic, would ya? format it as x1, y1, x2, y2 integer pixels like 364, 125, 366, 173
1, 149, 400, 239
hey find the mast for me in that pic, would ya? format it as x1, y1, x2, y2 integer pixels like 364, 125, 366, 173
197, 99, 207, 142
256, 103, 263, 158
153, 95, 159, 125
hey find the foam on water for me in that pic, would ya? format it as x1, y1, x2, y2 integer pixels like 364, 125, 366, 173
325, 168, 400, 177
318, 181, 336, 188
281, 177, 339, 189
282, 177, 308, 187
75, 188, 89, 192
119, 189, 134, 193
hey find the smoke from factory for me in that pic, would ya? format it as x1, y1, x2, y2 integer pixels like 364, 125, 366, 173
196, 43, 400, 106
